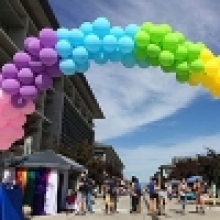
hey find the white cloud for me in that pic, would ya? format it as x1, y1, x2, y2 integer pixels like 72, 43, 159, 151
116, 133, 220, 182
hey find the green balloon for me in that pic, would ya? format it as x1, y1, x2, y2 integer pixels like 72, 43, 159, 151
141, 22, 154, 33
135, 30, 150, 47
159, 24, 172, 35
161, 64, 175, 73
159, 50, 175, 66
189, 59, 204, 73
163, 33, 180, 51
176, 71, 190, 83
173, 31, 185, 44
146, 44, 161, 58
133, 46, 147, 61
175, 45, 188, 61
176, 62, 190, 82
148, 56, 160, 66
150, 25, 166, 43
187, 43, 203, 61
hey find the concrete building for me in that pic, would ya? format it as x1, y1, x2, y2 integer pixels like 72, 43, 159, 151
0, 0, 104, 156
94, 143, 125, 176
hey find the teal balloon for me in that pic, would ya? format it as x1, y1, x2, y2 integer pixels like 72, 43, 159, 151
121, 53, 136, 68
103, 35, 118, 52
93, 52, 108, 65
110, 26, 124, 39
55, 40, 72, 58
137, 60, 149, 68
84, 34, 101, 53
108, 50, 123, 63
56, 28, 69, 40
124, 24, 139, 38
59, 59, 76, 75
75, 61, 90, 73
92, 17, 111, 38
69, 28, 84, 47
79, 22, 93, 35
72, 46, 88, 64
118, 36, 134, 54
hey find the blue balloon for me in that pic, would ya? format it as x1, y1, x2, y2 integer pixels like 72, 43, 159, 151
92, 52, 108, 65
92, 17, 111, 38
59, 59, 76, 75
124, 24, 139, 38
103, 35, 118, 52
107, 50, 123, 63
55, 40, 72, 58
84, 34, 101, 53
121, 53, 136, 68
118, 36, 134, 54
75, 61, 90, 73
138, 60, 149, 68
79, 22, 93, 35
69, 29, 84, 47
72, 46, 89, 64
56, 28, 69, 40
110, 26, 124, 39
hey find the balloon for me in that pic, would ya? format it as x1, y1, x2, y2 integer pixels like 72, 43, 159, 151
176, 62, 190, 76
0, 90, 11, 105
69, 29, 84, 47
134, 31, 150, 47
0, 74, 2, 87
188, 72, 203, 86
29, 61, 44, 73
75, 61, 90, 73
35, 74, 53, 90
204, 59, 219, 76
39, 48, 58, 66
92, 17, 111, 38
141, 22, 154, 33
24, 36, 36, 50
118, 36, 134, 54
121, 53, 136, 68
9, 114, 26, 128
175, 45, 188, 61
39, 28, 57, 47
108, 50, 123, 63
161, 64, 175, 73
189, 59, 204, 73
14, 128, 25, 140
24, 37, 41, 57
137, 60, 149, 68
150, 25, 168, 44
45, 64, 62, 78
59, 59, 76, 75
56, 28, 69, 40
11, 94, 27, 108
20, 86, 38, 100
173, 31, 185, 44
22, 101, 35, 115
1, 79, 20, 95
0, 116, 8, 129
102, 35, 118, 52
187, 43, 203, 62
148, 56, 160, 67
133, 46, 147, 61
79, 22, 93, 35
72, 46, 89, 64
163, 33, 179, 51
1, 103, 21, 120
1, 63, 18, 79
92, 52, 108, 65
17, 68, 34, 85
124, 24, 139, 38
0, 142, 12, 151
110, 26, 124, 39
146, 44, 161, 58
159, 24, 172, 35
13, 52, 31, 69
199, 48, 214, 63
55, 40, 72, 58
159, 51, 174, 66
84, 34, 101, 53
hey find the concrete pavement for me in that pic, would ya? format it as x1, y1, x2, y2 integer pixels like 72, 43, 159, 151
31, 195, 220, 220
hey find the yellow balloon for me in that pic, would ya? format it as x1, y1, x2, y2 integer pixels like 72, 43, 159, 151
199, 48, 214, 63
209, 87, 220, 98
204, 58, 219, 76
200, 74, 214, 89
188, 72, 203, 86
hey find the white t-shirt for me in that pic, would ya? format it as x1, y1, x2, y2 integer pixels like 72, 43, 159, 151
179, 183, 187, 196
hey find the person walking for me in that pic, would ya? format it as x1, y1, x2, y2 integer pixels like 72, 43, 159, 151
178, 178, 188, 215
148, 179, 157, 216
194, 178, 204, 213
85, 174, 94, 213
130, 176, 141, 213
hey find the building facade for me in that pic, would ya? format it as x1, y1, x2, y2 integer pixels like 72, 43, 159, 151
0, 0, 104, 156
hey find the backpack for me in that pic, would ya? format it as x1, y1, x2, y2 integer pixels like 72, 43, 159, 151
135, 182, 142, 195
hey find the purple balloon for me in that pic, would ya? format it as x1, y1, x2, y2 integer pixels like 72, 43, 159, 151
1, 78, 20, 95
29, 61, 45, 74
13, 52, 31, 69
25, 37, 42, 57
11, 94, 27, 108
45, 64, 62, 78
17, 68, 34, 85
39, 28, 57, 48
20, 85, 38, 101
39, 48, 58, 66
1, 63, 18, 79
0, 74, 3, 87
35, 74, 53, 90
24, 36, 36, 50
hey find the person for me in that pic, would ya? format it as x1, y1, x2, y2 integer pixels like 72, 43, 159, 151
148, 178, 157, 215
167, 183, 172, 201
210, 181, 217, 206
178, 178, 188, 215
85, 174, 94, 213
158, 181, 167, 216
130, 176, 141, 213
199, 181, 208, 214
194, 178, 203, 213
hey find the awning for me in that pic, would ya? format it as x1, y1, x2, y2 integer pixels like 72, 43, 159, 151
3, 150, 85, 172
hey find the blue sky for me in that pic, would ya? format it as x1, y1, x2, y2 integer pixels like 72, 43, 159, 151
48, 0, 220, 182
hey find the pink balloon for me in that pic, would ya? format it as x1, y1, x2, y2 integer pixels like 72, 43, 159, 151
0, 117, 8, 128
14, 128, 25, 139
0, 142, 12, 151
0, 90, 11, 105
22, 101, 35, 115
1, 103, 21, 120
9, 114, 26, 128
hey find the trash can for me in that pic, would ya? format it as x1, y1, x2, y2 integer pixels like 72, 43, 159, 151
0, 183, 23, 220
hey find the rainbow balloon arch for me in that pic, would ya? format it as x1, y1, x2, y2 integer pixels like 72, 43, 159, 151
0, 17, 219, 151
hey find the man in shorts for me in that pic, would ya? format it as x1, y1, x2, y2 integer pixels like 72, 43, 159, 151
148, 179, 158, 215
